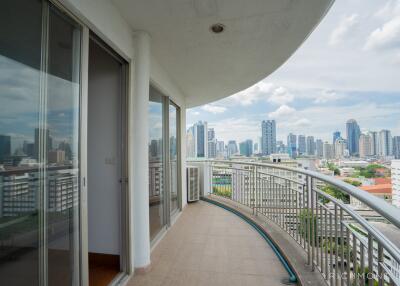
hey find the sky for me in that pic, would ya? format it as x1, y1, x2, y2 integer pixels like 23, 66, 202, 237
186, 0, 400, 145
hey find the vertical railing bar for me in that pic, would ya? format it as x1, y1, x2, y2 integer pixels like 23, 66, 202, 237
334, 203, 339, 286
346, 227, 351, 286
340, 208, 345, 286
368, 234, 374, 286
377, 243, 384, 286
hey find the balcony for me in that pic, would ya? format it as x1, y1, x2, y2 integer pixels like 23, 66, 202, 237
130, 200, 290, 286
156, 160, 400, 286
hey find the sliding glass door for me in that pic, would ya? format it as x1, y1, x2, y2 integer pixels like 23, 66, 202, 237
148, 87, 165, 240
169, 102, 179, 215
0, 1, 82, 285
148, 87, 180, 241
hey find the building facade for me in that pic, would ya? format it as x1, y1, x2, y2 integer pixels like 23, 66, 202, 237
261, 120, 276, 156
346, 119, 361, 156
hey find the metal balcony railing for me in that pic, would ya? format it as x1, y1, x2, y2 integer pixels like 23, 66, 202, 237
190, 160, 400, 286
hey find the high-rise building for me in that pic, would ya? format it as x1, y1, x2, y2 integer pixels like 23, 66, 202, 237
333, 131, 341, 144
297, 135, 306, 155
207, 128, 217, 158
191, 121, 208, 158
216, 141, 225, 157
379, 129, 392, 157
368, 131, 379, 156
315, 139, 323, 158
208, 140, 217, 158
276, 140, 286, 154
323, 142, 334, 160
239, 139, 253, 157
186, 127, 195, 158
0, 135, 11, 164
334, 138, 346, 159
346, 119, 360, 156
392, 160, 400, 208
34, 128, 52, 160
261, 120, 276, 156
393, 136, 400, 159
186, 121, 208, 158
359, 134, 372, 158
306, 136, 315, 156
227, 140, 238, 157
48, 150, 66, 164
287, 133, 297, 158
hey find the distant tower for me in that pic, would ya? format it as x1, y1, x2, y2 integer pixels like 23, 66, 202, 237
261, 120, 276, 156
297, 135, 306, 155
346, 119, 360, 156
287, 133, 297, 158
333, 131, 341, 144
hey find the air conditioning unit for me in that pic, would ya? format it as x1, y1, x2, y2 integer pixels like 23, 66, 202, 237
187, 166, 200, 202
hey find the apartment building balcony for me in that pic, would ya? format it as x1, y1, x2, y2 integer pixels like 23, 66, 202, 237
130, 201, 290, 286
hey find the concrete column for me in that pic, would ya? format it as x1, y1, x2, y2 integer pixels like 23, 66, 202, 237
131, 31, 151, 269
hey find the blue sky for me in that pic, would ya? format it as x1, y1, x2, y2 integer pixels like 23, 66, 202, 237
187, 0, 400, 144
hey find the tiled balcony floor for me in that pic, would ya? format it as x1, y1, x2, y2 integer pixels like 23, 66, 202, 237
128, 201, 288, 286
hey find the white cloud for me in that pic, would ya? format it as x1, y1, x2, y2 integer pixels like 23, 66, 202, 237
329, 14, 360, 46
268, 105, 296, 119
291, 118, 312, 128
201, 104, 227, 114
364, 16, 400, 50
313, 90, 343, 104
267, 86, 294, 105
374, 0, 400, 19
228, 81, 274, 106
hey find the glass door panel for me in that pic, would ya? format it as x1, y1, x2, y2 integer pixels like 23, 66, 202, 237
149, 87, 165, 240
46, 5, 81, 286
169, 103, 179, 214
0, 0, 43, 285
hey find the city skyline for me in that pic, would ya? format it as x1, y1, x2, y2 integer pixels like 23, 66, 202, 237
187, 0, 400, 144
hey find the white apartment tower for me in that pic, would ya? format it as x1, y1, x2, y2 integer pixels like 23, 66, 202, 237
379, 129, 392, 157
359, 134, 372, 158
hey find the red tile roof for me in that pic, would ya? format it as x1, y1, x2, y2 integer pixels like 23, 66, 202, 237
374, 178, 391, 185
360, 184, 392, 194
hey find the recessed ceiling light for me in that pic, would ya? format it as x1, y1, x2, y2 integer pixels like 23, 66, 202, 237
210, 23, 225, 34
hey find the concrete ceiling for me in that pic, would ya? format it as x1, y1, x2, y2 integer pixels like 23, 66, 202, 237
113, 0, 334, 107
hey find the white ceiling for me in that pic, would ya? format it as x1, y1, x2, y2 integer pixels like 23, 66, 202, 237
113, 0, 334, 107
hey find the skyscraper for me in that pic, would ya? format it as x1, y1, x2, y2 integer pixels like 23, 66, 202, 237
333, 131, 341, 144
239, 139, 253, 157
369, 131, 379, 156
379, 129, 392, 157
359, 134, 372, 158
346, 119, 360, 156
323, 142, 334, 160
261, 120, 276, 156
207, 128, 217, 158
315, 139, 323, 158
0, 135, 11, 164
393, 136, 400, 159
287, 133, 297, 158
297, 135, 306, 155
306, 136, 315, 156
186, 121, 208, 158
334, 138, 346, 159
227, 140, 238, 157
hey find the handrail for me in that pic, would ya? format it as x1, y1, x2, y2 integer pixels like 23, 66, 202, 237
188, 158, 400, 285
189, 159, 400, 229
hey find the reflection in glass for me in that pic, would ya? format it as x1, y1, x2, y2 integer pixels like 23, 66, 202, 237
46, 5, 81, 286
169, 103, 179, 214
0, 0, 42, 285
149, 87, 164, 240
